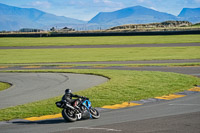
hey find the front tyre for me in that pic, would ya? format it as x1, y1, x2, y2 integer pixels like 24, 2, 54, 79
90, 108, 100, 119
62, 109, 77, 122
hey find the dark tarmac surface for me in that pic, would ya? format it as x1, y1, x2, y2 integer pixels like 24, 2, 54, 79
1, 65, 200, 77
1, 93, 200, 133
62, 111, 200, 133
14, 59, 200, 65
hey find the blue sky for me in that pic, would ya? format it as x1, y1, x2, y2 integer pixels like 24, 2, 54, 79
0, 0, 200, 21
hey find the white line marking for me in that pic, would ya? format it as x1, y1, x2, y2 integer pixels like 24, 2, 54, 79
69, 127, 122, 132
169, 104, 200, 106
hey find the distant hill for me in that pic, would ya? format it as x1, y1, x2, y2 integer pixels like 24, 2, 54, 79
0, 3, 86, 31
178, 8, 200, 23
88, 6, 178, 26
109, 21, 193, 31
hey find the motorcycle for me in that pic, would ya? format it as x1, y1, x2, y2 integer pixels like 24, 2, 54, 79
55, 97, 100, 122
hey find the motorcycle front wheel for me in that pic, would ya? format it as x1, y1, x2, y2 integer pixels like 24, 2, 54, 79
62, 108, 77, 122
90, 108, 100, 119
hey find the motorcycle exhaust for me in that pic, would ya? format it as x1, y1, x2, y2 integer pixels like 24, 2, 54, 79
65, 104, 75, 110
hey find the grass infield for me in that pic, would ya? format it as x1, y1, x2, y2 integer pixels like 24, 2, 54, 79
1, 47, 200, 64
0, 69, 199, 121
0, 82, 11, 91
0, 35, 200, 47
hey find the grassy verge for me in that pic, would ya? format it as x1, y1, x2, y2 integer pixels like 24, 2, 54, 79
0, 35, 200, 47
0, 69, 199, 121
1, 47, 200, 64
0, 82, 11, 91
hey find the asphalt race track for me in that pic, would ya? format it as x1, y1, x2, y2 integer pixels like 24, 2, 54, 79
0, 43, 200, 133
0, 89, 199, 133
0, 73, 108, 109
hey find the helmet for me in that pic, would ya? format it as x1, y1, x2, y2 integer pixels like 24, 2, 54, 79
65, 89, 72, 94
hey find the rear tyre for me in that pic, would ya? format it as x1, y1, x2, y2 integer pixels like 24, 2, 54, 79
62, 109, 77, 122
90, 108, 100, 119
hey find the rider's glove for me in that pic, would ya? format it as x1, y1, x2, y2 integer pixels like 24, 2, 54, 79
81, 96, 89, 100
85, 97, 89, 100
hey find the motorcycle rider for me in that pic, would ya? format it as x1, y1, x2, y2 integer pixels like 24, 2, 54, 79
56, 89, 99, 121
62, 88, 86, 107
61, 89, 88, 119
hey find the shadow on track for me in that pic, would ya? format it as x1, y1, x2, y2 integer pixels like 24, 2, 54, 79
12, 119, 66, 125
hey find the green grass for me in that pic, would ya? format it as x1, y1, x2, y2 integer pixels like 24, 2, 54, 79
0, 82, 11, 91
0, 69, 199, 121
0, 35, 200, 47
1, 47, 200, 64
192, 24, 200, 27
1, 62, 200, 69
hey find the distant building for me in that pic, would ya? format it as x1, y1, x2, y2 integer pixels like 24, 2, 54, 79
19, 28, 43, 32
58, 27, 75, 32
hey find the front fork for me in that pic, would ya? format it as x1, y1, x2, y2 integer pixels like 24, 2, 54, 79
76, 113, 82, 119
75, 106, 92, 119
74, 106, 82, 119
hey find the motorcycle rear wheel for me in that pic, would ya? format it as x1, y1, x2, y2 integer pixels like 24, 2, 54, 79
62, 108, 77, 122
90, 108, 100, 119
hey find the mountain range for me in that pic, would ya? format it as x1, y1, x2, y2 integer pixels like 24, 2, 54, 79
178, 7, 200, 23
0, 3, 200, 31
89, 6, 178, 25
0, 3, 85, 31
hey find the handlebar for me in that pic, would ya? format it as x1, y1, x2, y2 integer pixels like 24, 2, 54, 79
81, 97, 89, 100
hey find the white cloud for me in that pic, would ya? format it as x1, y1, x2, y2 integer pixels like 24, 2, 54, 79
150, 7, 158, 11
93, 0, 125, 11
102, 0, 112, 4
137, 0, 145, 3
93, 0, 112, 4
195, 0, 200, 3
31, 1, 51, 9
93, 0, 123, 7
93, 0, 101, 3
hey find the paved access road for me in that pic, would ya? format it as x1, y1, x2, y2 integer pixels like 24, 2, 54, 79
0, 73, 108, 109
